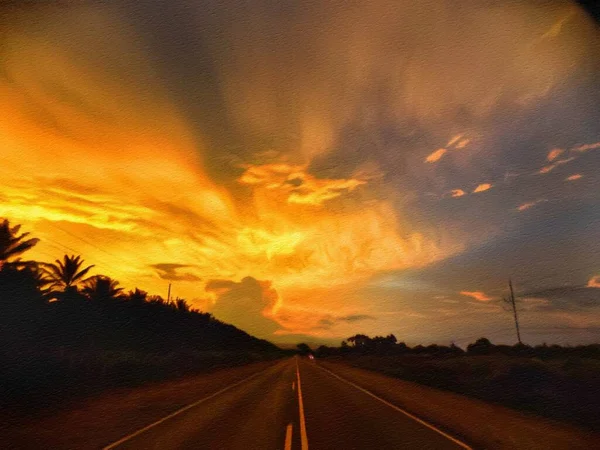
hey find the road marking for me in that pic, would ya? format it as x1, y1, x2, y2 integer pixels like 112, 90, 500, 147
316, 364, 472, 450
295, 358, 309, 450
292, 381, 296, 391
102, 367, 271, 449
284, 423, 293, 450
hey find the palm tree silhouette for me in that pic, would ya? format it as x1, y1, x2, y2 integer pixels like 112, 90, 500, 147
83, 275, 123, 302
0, 219, 39, 270
127, 288, 148, 305
174, 297, 190, 312
42, 254, 94, 293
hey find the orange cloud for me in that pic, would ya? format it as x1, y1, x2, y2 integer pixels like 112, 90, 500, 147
450, 189, 466, 198
571, 142, 600, 153
460, 291, 493, 302
547, 148, 564, 161
454, 138, 470, 149
425, 148, 447, 163
473, 183, 492, 193
517, 199, 547, 211
538, 157, 575, 174
588, 276, 600, 288
565, 174, 583, 181
238, 163, 366, 206
446, 134, 464, 147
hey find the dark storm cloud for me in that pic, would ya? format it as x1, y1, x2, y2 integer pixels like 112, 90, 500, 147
119, 0, 600, 269
521, 285, 600, 312
117, 1, 600, 177
151, 263, 201, 282
315, 314, 375, 330
205, 276, 280, 336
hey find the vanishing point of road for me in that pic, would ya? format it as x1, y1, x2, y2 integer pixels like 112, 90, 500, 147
102, 357, 471, 450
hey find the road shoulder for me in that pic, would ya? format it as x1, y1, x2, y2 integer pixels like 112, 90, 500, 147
0, 359, 281, 449
319, 360, 600, 450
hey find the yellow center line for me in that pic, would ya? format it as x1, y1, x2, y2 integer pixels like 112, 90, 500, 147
296, 358, 309, 450
284, 423, 293, 450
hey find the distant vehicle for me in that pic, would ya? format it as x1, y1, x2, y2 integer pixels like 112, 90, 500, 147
308, 354, 315, 360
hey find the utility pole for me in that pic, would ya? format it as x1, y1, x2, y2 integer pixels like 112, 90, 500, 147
167, 283, 172, 302
506, 278, 522, 344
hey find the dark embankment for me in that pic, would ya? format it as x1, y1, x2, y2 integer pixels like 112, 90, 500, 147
314, 336, 600, 430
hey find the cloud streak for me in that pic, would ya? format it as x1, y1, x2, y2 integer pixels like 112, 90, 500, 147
460, 291, 493, 302
588, 276, 600, 289
517, 199, 547, 212
425, 148, 447, 163
473, 183, 492, 193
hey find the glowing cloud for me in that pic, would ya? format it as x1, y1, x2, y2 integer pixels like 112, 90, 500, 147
588, 276, 600, 288
565, 174, 583, 181
547, 148, 564, 161
571, 142, 600, 153
538, 157, 575, 174
446, 134, 464, 147
517, 199, 547, 211
454, 139, 471, 149
473, 183, 492, 193
238, 164, 366, 206
450, 189, 466, 198
425, 148, 447, 163
460, 291, 493, 302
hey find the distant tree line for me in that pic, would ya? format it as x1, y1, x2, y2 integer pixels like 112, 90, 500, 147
308, 335, 600, 359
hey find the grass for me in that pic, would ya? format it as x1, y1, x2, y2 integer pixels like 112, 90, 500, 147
0, 348, 282, 411
326, 354, 600, 429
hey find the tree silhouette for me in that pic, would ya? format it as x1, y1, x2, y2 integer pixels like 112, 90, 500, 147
127, 288, 148, 305
347, 334, 371, 349
174, 297, 191, 312
83, 275, 124, 302
0, 219, 39, 270
467, 337, 494, 355
42, 254, 94, 294
296, 343, 312, 355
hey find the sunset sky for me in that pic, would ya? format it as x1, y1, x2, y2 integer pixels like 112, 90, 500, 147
1, 1, 599, 345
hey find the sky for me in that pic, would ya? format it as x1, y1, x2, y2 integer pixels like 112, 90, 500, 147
1, 0, 599, 346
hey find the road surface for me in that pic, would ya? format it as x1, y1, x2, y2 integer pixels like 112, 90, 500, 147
103, 357, 470, 450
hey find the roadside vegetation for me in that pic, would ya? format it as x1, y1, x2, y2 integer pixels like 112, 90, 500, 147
309, 335, 600, 429
0, 219, 282, 410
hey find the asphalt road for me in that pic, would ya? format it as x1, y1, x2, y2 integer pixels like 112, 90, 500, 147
104, 357, 470, 450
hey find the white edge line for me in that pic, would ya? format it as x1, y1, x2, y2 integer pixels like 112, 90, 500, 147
296, 358, 309, 450
316, 364, 472, 450
102, 367, 270, 449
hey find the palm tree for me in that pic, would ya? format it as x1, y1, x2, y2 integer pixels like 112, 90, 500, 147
82, 275, 123, 302
174, 297, 190, 313
42, 254, 94, 293
0, 219, 39, 270
127, 288, 148, 305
